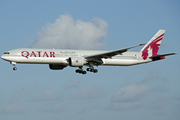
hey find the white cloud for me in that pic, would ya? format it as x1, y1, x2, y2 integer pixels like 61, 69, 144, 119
108, 101, 145, 111
32, 14, 108, 49
108, 84, 149, 111
150, 86, 169, 93
140, 70, 168, 83
64, 78, 82, 90
33, 90, 61, 102
149, 97, 169, 110
108, 83, 174, 112
1, 104, 26, 114
111, 84, 148, 102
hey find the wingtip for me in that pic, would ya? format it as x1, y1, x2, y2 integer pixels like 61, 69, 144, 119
139, 43, 146, 46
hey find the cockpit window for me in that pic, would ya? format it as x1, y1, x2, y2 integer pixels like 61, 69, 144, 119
4, 52, 10, 54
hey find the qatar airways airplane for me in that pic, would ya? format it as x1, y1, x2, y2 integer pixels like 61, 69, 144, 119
1, 29, 177, 74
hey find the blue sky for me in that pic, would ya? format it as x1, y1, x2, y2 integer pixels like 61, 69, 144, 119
0, 0, 180, 120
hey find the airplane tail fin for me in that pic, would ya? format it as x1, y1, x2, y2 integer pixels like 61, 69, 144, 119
140, 29, 165, 60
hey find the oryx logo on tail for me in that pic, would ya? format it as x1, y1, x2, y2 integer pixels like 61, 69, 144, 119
141, 30, 165, 60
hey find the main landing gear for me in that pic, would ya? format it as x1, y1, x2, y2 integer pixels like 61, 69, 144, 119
86, 68, 98, 73
75, 66, 98, 75
11, 62, 17, 71
75, 67, 87, 74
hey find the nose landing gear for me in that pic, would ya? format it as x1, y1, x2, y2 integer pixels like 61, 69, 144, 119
13, 67, 17, 71
11, 62, 17, 71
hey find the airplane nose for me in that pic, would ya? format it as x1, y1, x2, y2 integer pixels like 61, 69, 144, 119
1, 54, 5, 59
1, 51, 12, 62
1, 54, 8, 60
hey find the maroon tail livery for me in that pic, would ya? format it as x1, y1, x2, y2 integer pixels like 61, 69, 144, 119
141, 30, 165, 60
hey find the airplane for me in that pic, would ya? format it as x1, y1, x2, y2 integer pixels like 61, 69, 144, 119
1, 29, 177, 74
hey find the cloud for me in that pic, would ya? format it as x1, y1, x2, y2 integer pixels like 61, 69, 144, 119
32, 14, 108, 49
140, 70, 168, 83
69, 86, 105, 99
33, 90, 61, 102
1, 104, 26, 114
149, 97, 169, 110
111, 84, 149, 102
39, 103, 66, 113
10, 84, 29, 102
10, 91, 26, 103
148, 97, 172, 116
107, 83, 172, 113
108, 101, 145, 111
150, 86, 169, 93
76, 103, 102, 114
21, 84, 29, 91
108, 84, 149, 111
63, 78, 82, 90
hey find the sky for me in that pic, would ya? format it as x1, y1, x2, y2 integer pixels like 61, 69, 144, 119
0, 0, 180, 120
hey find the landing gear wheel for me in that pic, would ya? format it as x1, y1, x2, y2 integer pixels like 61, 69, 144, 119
87, 67, 98, 73
93, 69, 98, 73
75, 69, 86, 74
79, 70, 83, 74
90, 69, 94, 72
13, 67, 17, 71
75, 69, 79, 73
87, 68, 91, 71
82, 71, 87, 74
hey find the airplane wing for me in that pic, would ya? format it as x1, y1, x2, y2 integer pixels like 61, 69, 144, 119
149, 53, 178, 59
85, 44, 145, 60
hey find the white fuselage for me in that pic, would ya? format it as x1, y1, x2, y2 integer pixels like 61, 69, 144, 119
1, 30, 176, 74
1, 48, 152, 66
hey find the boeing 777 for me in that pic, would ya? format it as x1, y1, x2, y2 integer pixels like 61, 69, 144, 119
1, 29, 177, 74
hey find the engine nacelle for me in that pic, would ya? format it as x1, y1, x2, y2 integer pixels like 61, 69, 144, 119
49, 64, 67, 70
68, 57, 86, 67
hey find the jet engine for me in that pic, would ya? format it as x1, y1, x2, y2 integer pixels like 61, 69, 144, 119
68, 57, 86, 67
49, 64, 67, 70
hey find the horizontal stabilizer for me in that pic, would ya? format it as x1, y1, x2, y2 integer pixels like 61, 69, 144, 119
149, 53, 178, 59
